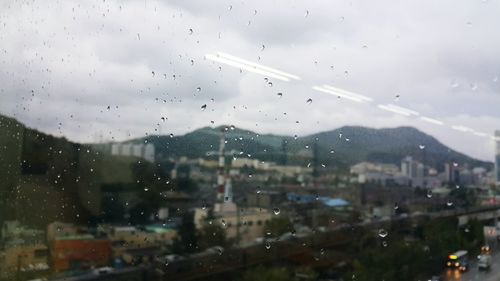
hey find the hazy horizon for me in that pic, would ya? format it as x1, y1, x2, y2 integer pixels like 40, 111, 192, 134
2, 111, 492, 163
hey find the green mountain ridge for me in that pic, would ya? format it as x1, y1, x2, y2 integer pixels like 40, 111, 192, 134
126, 125, 491, 171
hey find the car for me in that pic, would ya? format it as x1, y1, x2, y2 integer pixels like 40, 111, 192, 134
478, 254, 492, 270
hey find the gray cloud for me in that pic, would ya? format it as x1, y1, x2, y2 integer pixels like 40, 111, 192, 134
0, 0, 499, 161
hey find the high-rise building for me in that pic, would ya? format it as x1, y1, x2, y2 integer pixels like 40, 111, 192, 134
495, 130, 500, 185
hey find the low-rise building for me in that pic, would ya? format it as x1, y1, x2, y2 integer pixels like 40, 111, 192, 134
0, 221, 49, 278
51, 234, 111, 272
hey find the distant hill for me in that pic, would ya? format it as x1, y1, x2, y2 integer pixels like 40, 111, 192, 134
128, 125, 491, 171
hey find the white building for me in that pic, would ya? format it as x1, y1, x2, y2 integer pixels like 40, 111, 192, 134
110, 143, 155, 162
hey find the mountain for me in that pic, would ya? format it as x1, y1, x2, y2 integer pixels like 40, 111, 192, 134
130, 125, 491, 170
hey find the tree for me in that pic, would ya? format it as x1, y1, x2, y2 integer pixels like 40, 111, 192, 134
100, 195, 125, 223
264, 217, 293, 237
170, 211, 199, 254
241, 266, 295, 281
198, 208, 228, 249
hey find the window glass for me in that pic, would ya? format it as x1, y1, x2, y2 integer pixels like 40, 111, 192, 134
0, 1, 499, 281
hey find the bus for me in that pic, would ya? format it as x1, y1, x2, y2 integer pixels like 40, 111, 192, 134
446, 250, 469, 271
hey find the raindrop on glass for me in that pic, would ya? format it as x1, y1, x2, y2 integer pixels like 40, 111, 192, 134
306, 98, 312, 104
470, 82, 478, 91
419, 145, 425, 150
196, 87, 201, 92
378, 229, 388, 238
201, 104, 207, 111
273, 208, 280, 215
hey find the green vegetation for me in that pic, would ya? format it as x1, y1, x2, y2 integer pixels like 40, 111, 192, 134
241, 266, 297, 281
264, 217, 293, 237
350, 218, 484, 281
198, 208, 228, 249
139, 125, 491, 170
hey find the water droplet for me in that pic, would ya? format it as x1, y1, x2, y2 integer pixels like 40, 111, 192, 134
470, 82, 478, 91
294, 135, 298, 140
305, 10, 309, 17
230, 125, 235, 130
273, 208, 280, 215
394, 94, 400, 101
306, 98, 312, 104
221, 219, 226, 227
447, 201, 454, 207
196, 87, 201, 92
188, 28, 193, 35
267, 82, 273, 87
201, 104, 207, 111
330, 150, 335, 154
382, 241, 388, 247
450, 79, 459, 88
419, 145, 425, 150
378, 229, 388, 238
455, 184, 460, 189
426, 190, 433, 198
144, 187, 149, 192
228, 5, 232, 11
394, 203, 399, 210
277, 92, 283, 98
453, 162, 458, 167
261, 44, 265, 51
265, 242, 271, 250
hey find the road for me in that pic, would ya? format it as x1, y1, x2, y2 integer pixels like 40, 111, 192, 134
443, 252, 500, 281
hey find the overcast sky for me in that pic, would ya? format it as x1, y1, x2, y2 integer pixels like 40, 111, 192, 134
1, 0, 499, 161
